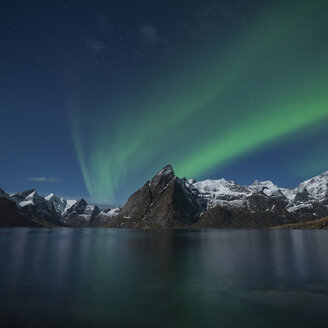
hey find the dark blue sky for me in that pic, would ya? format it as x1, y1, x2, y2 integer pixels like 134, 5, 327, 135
1, 0, 328, 205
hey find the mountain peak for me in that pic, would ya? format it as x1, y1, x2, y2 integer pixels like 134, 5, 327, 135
116, 164, 201, 227
12, 189, 35, 199
156, 164, 174, 176
71, 198, 88, 209
149, 165, 176, 191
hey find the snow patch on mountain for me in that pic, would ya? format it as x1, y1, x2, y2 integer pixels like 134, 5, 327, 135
64, 199, 77, 212
45, 193, 77, 214
158, 165, 174, 176
97, 207, 121, 218
17, 190, 46, 208
191, 179, 251, 209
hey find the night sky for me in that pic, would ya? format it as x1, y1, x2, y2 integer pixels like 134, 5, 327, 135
1, 0, 328, 205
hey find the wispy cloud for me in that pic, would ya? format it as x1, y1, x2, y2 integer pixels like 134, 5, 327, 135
139, 24, 168, 47
85, 39, 109, 52
98, 13, 112, 35
26, 177, 62, 183
84, 13, 112, 53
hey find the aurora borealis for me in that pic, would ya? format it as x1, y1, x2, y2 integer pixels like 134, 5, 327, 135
70, 0, 328, 203
1, 0, 328, 204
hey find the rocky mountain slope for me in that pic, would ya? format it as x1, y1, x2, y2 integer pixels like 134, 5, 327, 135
1, 166, 328, 228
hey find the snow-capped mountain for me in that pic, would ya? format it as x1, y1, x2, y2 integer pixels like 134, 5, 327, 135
1, 166, 327, 228
1, 190, 120, 227
9, 189, 60, 224
185, 171, 328, 217
293, 171, 328, 202
185, 170, 328, 223
281, 171, 328, 220
44, 193, 77, 214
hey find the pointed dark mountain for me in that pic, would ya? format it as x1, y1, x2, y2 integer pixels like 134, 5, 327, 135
107, 165, 202, 228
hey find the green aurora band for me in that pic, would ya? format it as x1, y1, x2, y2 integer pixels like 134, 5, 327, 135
71, 1, 328, 204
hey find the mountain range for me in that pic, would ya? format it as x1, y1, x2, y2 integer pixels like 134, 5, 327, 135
1, 165, 328, 228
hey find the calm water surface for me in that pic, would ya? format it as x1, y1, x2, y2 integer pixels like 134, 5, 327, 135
0, 228, 327, 328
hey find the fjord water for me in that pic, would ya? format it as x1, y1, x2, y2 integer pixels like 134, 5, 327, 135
0, 229, 327, 328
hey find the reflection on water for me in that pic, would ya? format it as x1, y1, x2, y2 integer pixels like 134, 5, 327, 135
0, 228, 327, 328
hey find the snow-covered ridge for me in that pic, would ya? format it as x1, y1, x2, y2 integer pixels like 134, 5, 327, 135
187, 170, 328, 217
294, 171, 328, 202
5, 190, 120, 226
